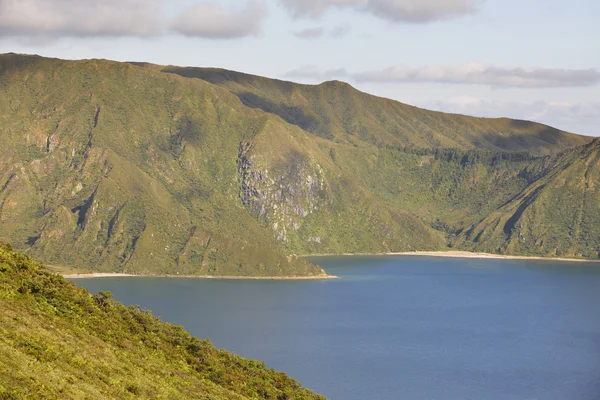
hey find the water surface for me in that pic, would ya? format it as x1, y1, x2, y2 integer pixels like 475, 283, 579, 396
74, 256, 600, 400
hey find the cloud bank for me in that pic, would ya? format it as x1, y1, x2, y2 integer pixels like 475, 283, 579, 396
354, 64, 600, 88
279, 0, 480, 22
0, 0, 266, 39
292, 27, 325, 38
0, 0, 163, 37
292, 25, 350, 39
425, 96, 600, 136
171, 2, 266, 39
284, 65, 349, 80
286, 63, 600, 88
0, 0, 480, 40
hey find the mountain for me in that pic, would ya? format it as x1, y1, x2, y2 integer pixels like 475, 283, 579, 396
0, 54, 325, 276
161, 66, 589, 154
343, 139, 600, 259
454, 139, 600, 258
0, 243, 324, 399
0, 53, 598, 276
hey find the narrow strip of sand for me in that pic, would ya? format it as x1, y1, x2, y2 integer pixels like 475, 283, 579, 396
308, 250, 600, 263
64, 273, 338, 280
65, 273, 138, 278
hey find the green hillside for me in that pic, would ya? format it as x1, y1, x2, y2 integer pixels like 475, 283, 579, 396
0, 53, 598, 275
0, 54, 325, 276
162, 66, 589, 154
454, 139, 600, 258
0, 243, 324, 399
332, 140, 600, 259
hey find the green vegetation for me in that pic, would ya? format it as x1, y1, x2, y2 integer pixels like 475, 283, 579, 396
0, 243, 324, 399
0, 53, 598, 277
163, 66, 589, 155
335, 140, 600, 259
0, 54, 324, 276
453, 139, 600, 258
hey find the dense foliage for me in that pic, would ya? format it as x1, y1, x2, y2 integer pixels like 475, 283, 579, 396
0, 243, 324, 399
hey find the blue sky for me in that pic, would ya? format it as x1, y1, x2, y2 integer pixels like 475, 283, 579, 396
1, 0, 598, 135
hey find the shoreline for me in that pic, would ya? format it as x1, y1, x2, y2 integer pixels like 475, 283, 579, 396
306, 250, 600, 263
63, 250, 598, 279
64, 273, 338, 280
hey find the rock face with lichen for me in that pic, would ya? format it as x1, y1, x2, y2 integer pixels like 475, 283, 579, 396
239, 142, 330, 243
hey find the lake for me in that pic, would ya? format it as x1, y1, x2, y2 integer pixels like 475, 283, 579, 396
73, 256, 600, 400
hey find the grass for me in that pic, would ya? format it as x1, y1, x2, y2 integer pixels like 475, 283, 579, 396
0, 242, 325, 399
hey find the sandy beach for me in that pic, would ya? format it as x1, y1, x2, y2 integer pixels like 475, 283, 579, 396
309, 250, 600, 263
63, 250, 598, 279
64, 272, 338, 280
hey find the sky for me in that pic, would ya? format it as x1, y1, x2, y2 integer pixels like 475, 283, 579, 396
0, 0, 598, 136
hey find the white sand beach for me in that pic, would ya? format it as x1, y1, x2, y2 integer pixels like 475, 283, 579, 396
64, 273, 338, 279
308, 250, 599, 263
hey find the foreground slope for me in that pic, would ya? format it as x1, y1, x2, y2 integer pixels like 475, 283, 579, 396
0, 243, 324, 399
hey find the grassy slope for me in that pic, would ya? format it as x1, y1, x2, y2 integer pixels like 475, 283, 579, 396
0, 53, 598, 272
0, 243, 324, 399
0, 54, 323, 276
453, 139, 600, 258
327, 140, 600, 259
162, 66, 590, 154
157, 66, 600, 260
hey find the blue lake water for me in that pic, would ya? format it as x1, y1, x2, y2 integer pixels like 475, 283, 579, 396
73, 256, 600, 400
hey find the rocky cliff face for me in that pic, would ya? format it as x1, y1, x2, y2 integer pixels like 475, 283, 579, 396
238, 141, 330, 243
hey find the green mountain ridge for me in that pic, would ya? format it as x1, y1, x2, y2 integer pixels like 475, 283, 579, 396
161, 66, 589, 154
454, 138, 600, 257
0, 53, 598, 276
0, 243, 324, 399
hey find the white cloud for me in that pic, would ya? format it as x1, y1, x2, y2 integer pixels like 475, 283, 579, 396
0, 0, 267, 40
279, 0, 361, 18
331, 25, 351, 38
292, 25, 351, 39
279, 0, 479, 22
367, 0, 479, 22
292, 27, 325, 38
423, 96, 600, 136
353, 63, 600, 88
0, 0, 163, 37
284, 63, 600, 88
171, 1, 267, 39
284, 65, 349, 80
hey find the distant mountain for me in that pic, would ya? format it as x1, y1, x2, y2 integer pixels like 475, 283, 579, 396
0, 53, 597, 276
0, 243, 324, 399
162, 66, 589, 154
